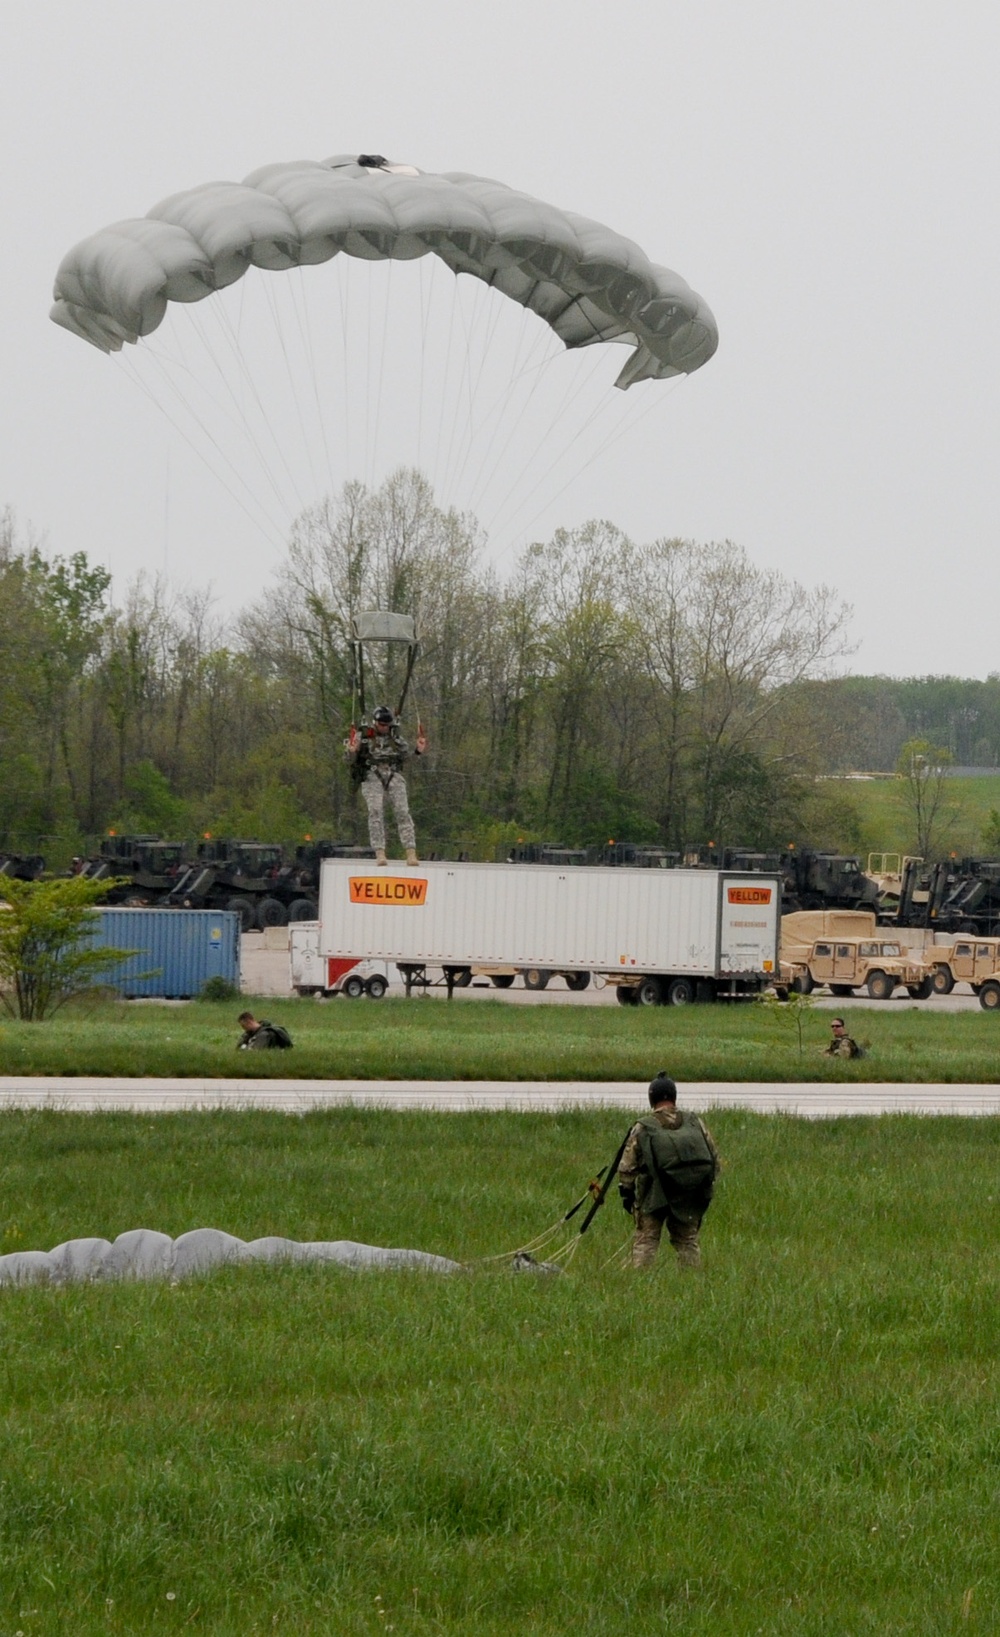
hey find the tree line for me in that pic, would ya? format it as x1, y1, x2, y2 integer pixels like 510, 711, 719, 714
3, 474, 988, 869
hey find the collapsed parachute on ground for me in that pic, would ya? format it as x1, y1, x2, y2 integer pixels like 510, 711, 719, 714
0, 1226, 462, 1284
51, 153, 718, 389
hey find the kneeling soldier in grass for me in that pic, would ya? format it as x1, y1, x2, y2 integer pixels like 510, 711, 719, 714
617, 1072, 720, 1269
236, 1012, 293, 1050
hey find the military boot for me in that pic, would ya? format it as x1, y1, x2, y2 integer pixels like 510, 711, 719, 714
375, 849, 388, 866
406, 848, 419, 866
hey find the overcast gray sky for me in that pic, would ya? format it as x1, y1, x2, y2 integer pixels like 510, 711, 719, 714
2, 0, 998, 675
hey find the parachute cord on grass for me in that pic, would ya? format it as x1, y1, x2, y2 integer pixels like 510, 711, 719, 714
598, 1235, 633, 1271
115, 352, 284, 549
461, 1217, 571, 1268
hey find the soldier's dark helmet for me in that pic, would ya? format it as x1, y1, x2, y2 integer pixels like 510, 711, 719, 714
648, 1071, 677, 1106
373, 706, 394, 726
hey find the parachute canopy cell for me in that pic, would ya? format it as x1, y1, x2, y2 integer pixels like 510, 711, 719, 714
51, 154, 718, 389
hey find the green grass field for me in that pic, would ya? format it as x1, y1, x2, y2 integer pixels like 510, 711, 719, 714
824, 772, 1000, 858
1, 993, 999, 1083
1, 1107, 999, 1634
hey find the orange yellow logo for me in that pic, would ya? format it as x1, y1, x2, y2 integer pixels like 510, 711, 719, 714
727, 886, 773, 905
349, 876, 428, 905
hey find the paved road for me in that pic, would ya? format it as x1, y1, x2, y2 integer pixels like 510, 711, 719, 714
1, 1077, 998, 1116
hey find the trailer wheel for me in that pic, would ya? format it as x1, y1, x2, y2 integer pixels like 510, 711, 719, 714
564, 971, 591, 992
866, 969, 895, 1000
522, 968, 551, 991
226, 895, 256, 933
907, 978, 934, 1000
365, 975, 388, 1000
444, 966, 473, 988
616, 985, 639, 1005
636, 976, 663, 1007
256, 896, 288, 929
666, 977, 695, 1007
930, 965, 955, 995
288, 898, 318, 922
979, 981, 1000, 1011
342, 975, 365, 999
490, 974, 516, 988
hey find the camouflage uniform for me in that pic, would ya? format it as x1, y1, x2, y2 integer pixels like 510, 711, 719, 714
349, 725, 418, 852
823, 1034, 862, 1059
618, 1106, 720, 1269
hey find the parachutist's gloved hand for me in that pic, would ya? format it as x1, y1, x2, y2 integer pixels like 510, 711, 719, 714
619, 1184, 635, 1215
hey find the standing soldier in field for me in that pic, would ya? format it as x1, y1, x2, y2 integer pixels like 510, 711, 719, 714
617, 1072, 720, 1268
346, 705, 427, 866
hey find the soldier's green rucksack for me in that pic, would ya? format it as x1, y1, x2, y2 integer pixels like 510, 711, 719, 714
636, 1111, 716, 1217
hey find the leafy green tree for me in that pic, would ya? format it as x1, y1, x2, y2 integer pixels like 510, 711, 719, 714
0, 875, 130, 1020
895, 738, 955, 858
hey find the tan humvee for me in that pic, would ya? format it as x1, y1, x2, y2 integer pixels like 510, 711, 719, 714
921, 936, 1000, 997
780, 936, 931, 1000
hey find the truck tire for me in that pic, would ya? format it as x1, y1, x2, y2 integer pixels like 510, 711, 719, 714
256, 896, 288, 929
866, 969, 895, 1000
522, 968, 551, 991
636, 976, 663, 1006
225, 895, 256, 932
342, 974, 366, 999
564, 971, 591, 992
907, 978, 934, 1000
930, 965, 955, 996
288, 898, 318, 922
490, 974, 516, 988
666, 977, 695, 1007
616, 985, 639, 1005
365, 974, 388, 1000
791, 971, 814, 995
979, 981, 1000, 1011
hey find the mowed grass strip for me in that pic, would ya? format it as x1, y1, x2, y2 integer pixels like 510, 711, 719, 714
1, 994, 1000, 1082
1, 1108, 1000, 1634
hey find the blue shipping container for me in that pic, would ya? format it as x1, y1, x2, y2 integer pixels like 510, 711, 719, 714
88, 908, 241, 998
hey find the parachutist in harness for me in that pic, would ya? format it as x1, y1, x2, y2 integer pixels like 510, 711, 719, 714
346, 706, 426, 865
345, 611, 426, 865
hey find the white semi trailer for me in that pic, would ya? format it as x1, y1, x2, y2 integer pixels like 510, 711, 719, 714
317, 860, 780, 1005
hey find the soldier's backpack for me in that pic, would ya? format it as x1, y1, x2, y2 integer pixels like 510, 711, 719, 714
637, 1111, 716, 1216
266, 1023, 293, 1049
249, 1021, 293, 1050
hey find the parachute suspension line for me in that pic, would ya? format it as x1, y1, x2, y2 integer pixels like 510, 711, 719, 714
444, 273, 514, 506
369, 256, 394, 492
292, 264, 339, 505
143, 305, 293, 526
431, 268, 461, 504
123, 340, 288, 539
462, 310, 561, 519
334, 254, 353, 486
502, 375, 684, 544
261, 267, 321, 504
482, 345, 611, 536
114, 352, 283, 548
439, 271, 492, 504
189, 297, 304, 519
465, 340, 566, 523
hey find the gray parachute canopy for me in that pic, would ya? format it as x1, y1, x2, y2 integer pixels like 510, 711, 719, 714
51, 153, 718, 389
